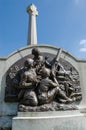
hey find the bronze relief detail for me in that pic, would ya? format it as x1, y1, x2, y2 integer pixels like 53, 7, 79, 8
5, 48, 82, 111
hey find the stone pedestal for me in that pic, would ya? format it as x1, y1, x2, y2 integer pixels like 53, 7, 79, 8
12, 110, 86, 130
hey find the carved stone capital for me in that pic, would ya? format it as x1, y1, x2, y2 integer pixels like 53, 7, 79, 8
27, 4, 38, 16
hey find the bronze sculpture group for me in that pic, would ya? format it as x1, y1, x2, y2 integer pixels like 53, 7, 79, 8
5, 48, 82, 111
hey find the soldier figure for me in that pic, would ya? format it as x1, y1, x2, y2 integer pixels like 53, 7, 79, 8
32, 48, 44, 70
37, 67, 72, 105
18, 58, 39, 106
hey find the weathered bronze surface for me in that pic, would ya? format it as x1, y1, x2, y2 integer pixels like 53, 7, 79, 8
5, 48, 82, 111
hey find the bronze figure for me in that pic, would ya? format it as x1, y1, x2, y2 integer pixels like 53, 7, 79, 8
18, 58, 39, 106
37, 67, 72, 105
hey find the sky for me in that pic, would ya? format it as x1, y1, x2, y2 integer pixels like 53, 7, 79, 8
0, 0, 86, 58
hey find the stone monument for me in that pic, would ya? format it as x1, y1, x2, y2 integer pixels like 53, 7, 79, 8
0, 3, 86, 130
27, 4, 38, 45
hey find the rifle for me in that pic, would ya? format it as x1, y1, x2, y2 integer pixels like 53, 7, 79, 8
50, 48, 62, 84
51, 48, 62, 70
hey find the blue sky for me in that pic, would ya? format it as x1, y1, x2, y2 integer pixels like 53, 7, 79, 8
0, 0, 86, 58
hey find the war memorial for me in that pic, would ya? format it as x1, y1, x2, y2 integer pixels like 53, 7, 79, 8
0, 3, 86, 130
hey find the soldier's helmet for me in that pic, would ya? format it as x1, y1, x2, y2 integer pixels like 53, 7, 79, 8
24, 58, 33, 68
32, 48, 40, 56
42, 67, 50, 77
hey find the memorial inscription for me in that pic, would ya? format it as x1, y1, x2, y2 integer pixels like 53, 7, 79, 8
5, 48, 82, 111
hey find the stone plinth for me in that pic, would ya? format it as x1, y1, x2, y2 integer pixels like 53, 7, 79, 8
12, 110, 86, 130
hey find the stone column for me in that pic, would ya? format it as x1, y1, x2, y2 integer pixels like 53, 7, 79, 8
27, 4, 38, 45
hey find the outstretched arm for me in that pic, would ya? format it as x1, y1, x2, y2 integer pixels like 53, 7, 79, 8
49, 79, 59, 88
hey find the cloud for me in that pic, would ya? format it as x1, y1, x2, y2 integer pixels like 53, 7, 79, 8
79, 39, 86, 52
80, 39, 86, 46
80, 48, 86, 52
